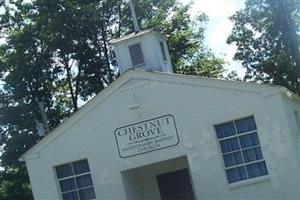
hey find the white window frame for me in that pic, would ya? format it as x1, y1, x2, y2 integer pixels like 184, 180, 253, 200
214, 116, 269, 188
54, 159, 96, 200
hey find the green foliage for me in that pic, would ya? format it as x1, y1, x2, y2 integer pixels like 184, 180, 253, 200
0, 0, 225, 199
228, 0, 300, 93
136, 3, 225, 77
0, 165, 33, 200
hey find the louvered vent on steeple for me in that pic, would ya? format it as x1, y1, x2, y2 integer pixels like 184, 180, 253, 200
160, 41, 167, 62
129, 43, 145, 67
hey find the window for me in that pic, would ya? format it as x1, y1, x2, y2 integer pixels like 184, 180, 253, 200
293, 110, 300, 155
294, 110, 300, 131
160, 41, 167, 61
214, 116, 268, 184
55, 159, 96, 200
129, 43, 144, 67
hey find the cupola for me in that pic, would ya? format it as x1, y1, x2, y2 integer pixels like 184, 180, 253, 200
110, 0, 173, 74
110, 29, 173, 74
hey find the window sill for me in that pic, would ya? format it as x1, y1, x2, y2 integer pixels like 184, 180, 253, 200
228, 175, 270, 189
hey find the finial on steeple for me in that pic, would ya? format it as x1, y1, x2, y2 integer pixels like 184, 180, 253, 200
128, 0, 140, 33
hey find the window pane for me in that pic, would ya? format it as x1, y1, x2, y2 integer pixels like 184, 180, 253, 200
59, 178, 76, 192
79, 187, 96, 200
220, 138, 240, 153
243, 147, 263, 163
223, 152, 243, 167
226, 166, 247, 183
235, 116, 256, 133
56, 164, 73, 179
246, 161, 268, 178
73, 160, 90, 175
215, 122, 236, 139
62, 191, 79, 200
239, 132, 259, 148
76, 174, 93, 189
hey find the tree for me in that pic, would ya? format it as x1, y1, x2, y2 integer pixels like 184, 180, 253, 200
0, 0, 225, 199
0, 21, 65, 200
227, 0, 300, 93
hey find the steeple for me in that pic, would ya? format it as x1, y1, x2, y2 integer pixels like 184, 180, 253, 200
110, 0, 173, 74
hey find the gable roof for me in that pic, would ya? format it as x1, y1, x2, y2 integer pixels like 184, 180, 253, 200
20, 69, 300, 161
110, 29, 166, 44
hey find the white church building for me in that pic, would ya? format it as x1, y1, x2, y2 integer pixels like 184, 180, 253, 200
20, 28, 300, 200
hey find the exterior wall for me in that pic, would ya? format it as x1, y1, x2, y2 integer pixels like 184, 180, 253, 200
25, 77, 300, 200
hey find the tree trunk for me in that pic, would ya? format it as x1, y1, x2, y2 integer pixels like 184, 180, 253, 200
65, 59, 78, 112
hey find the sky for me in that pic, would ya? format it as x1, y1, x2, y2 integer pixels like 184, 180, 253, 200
179, 0, 246, 76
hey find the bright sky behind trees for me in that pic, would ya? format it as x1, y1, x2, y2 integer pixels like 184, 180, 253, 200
180, 0, 246, 76
0, 0, 246, 76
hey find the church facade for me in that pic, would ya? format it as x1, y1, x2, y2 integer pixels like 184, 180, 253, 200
21, 70, 300, 200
